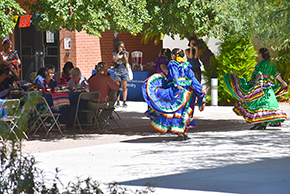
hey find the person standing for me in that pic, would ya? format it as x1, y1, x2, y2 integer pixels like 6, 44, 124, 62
185, 36, 202, 83
142, 48, 206, 141
224, 48, 288, 129
0, 39, 21, 81
154, 48, 171, 74
112, 41, 129, 108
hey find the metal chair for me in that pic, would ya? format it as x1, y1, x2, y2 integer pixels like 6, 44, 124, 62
97, 90, 121, 130
31, 96, 63, 137
73, 91, 101, 131
30, 72, 37, 82
0, 99, 28, 141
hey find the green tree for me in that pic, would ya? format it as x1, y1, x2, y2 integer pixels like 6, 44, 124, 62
217, 37, 257, 104
25, 0, 149, 37
0, 0, 26, 38
214, 0, 290, 49
24, 0, 290, 68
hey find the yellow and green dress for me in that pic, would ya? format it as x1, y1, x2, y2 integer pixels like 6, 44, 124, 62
224, 59, 287, 125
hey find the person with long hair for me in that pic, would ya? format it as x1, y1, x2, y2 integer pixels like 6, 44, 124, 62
0, 39, 21, 82
224, 48, 288, 129
60, 61, 74, 83
154, 48, 171, 74
142, 48, 206, 141
28, 65, 57, 93
112, 41, 129, 107
185, 36, 202, 83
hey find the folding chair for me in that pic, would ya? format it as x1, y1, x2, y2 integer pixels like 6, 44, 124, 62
31, 96, 63, 137
97, 90, 121, 130
73, 91, 101, 131
30, 72, 37, 82
0, 99, 28, 141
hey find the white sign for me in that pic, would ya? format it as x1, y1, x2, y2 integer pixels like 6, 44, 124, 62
64, 38, 71, 49
46, 31, 54, 43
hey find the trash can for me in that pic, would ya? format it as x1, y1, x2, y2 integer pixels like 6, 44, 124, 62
132, 51, 143, 71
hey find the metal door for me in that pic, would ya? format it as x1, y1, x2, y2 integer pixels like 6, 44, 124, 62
14, 24, 59, 82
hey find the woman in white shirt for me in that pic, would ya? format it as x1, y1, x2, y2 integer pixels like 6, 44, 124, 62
67, 67, 88, 91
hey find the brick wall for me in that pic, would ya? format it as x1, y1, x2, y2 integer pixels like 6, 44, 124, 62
63, 30, 162, 79
60, 30, 102, 78
101, 31, 162, 68
59, 30, 77, 72
13, 0, 163, 79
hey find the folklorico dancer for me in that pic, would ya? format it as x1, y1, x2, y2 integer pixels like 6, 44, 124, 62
142, 48, 206, 141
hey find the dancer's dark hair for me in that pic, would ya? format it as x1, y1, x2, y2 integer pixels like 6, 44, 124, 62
259, 48, 271, 61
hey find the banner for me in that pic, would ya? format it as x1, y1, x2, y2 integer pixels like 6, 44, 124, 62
19, 15, 32, 28
11, 15, 19, 27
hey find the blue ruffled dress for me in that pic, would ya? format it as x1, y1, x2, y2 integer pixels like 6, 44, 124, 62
142, 60, 206, 134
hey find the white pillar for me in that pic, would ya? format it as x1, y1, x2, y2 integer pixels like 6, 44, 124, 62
211, 78, 218, 106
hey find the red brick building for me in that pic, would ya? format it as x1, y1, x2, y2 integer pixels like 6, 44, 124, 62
1, 0, 162, 81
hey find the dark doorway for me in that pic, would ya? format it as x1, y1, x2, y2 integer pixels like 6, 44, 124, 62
14, 24, 60, 82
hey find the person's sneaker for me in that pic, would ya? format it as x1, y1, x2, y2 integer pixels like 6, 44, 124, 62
115, 101, 120, 108
122, 101, 128, 108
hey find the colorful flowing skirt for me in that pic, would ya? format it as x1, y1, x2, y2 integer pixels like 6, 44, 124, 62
142, 73, 205, 134
224, 73, 287, 125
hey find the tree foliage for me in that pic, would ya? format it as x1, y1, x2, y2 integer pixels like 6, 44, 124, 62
217, 37, 258, 104
25, 0, 149, 37
141, 0, 219, 43
0, 0, 25, 38
214, 0, 290, 49
0, 0, 289, 47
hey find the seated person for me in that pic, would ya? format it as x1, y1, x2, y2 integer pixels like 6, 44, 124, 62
60, 61, 74, 83
88, 62, 120, 123
67, 67, 88, 91
28, 65, 57, 92
0, 66, 19, 98
88, 64, 112, 83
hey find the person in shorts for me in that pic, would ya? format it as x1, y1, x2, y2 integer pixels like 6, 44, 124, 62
112, 41, 129, 107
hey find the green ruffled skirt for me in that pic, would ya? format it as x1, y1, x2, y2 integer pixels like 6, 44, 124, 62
224, 73, 287, 125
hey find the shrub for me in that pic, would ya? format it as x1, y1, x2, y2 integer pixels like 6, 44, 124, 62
275, 47, 290, 102
216, 37, 257, 104
0, 91, 154, 193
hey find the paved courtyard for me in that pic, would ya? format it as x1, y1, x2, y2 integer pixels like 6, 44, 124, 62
22, 102, 290, 194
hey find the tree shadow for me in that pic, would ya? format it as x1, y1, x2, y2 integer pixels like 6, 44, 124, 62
120, 157, 290, 194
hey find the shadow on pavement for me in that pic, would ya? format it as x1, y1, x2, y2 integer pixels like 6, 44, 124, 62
120, 157, 290, 194
121, 136, 177, 143
26, 111, 250, 140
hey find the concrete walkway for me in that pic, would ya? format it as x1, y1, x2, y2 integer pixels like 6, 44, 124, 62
24, 102, 290, 194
